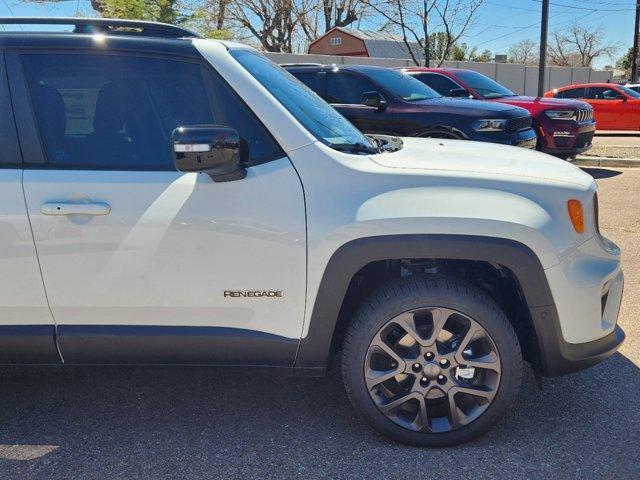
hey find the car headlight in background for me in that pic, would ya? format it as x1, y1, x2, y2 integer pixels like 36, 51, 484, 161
473, 119, 507, 131
545, 110, 575, 120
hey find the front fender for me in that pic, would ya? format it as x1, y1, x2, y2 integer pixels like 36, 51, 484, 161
295, 234, 555, 369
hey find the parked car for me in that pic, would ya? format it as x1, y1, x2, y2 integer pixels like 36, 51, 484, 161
545, 83, 640, 131
284, 64, 537, 148
0, 18, 624, 448
403, 67, 596, 159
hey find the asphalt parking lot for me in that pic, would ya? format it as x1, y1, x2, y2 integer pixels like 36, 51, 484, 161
0, 167, 638, 480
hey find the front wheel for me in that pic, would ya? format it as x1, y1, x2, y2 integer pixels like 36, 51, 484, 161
341, 275, 522, 447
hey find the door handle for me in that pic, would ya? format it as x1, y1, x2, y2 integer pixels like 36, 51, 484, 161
41, 202, 111, 216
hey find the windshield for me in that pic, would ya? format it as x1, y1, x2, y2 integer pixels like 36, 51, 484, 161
229, 49, 375, 151
367, 69, 440, 101
456, 70, 516, 99
619, 85, 640, 98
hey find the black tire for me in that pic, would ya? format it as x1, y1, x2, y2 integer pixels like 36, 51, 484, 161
341, 274, 522, 447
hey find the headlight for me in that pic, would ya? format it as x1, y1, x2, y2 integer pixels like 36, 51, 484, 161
472, 119, 507, 131
545, 110, 575, 120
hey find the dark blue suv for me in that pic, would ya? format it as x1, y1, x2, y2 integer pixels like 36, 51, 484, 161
285, 65, 537, 148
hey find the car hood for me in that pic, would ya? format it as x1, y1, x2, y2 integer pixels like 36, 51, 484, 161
492, 96, 591, 111
412, 97, 527, 116
371, 137, 595, 189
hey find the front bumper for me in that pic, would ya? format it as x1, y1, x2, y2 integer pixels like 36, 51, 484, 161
476, 128, 537, 149
534, 235, 625, 376
540, 120, 596, 156
532, 307, 625, 377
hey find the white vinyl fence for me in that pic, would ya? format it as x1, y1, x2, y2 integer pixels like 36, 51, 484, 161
264, 52, 613, 96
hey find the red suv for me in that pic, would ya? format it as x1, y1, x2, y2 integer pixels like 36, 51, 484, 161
403, 68, 596, 159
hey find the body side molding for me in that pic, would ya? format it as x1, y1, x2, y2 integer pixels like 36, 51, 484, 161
57, 325, 298, 366
0, 325, 61, 364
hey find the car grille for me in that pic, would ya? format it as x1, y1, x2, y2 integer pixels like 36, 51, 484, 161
505, 116, 533, 133
575, 109, 593, 123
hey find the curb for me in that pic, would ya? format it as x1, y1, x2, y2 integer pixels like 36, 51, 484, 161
573, 156, 640, 168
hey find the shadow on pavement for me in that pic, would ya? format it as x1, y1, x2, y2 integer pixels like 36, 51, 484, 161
581, 167, 623, 179
0, 354, 639, 479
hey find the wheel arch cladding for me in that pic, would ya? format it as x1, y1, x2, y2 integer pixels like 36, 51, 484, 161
294, 234, 556, 371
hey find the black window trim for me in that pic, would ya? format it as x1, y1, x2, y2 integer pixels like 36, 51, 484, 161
0, 50, 23, 168
8, 47, 285, 171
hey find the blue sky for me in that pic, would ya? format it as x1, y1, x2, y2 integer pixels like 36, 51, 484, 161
1, 0, 635, 68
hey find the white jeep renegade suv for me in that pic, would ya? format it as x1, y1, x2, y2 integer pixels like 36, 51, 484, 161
0, 18, 624, 447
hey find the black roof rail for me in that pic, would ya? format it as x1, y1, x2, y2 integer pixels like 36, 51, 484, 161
0, 17, 200, 39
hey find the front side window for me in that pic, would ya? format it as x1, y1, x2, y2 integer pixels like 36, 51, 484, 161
412, 73, 462, 96
586, 87, 624, 100
454, 70, 515, 99
23, 53, 281, 170
365, 69, 440, 102
326, 71, 378, 104
230, 49, 375, 151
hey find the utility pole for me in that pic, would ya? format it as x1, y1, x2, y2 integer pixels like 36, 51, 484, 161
632, 0, 640, 83
537, 0, 550, 97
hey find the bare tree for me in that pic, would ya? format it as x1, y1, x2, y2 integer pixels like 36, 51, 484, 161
364, 0, 484, 67
507, 39, 538, 66
229, 0, 309, 52
547, 30, 573, 66
298, 0, 368, 44
548, 23, 619, 67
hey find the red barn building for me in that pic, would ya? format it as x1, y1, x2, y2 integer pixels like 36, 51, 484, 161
308, 27, 423, 60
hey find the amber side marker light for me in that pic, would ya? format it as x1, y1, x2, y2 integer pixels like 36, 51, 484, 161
567, 199, 584, 233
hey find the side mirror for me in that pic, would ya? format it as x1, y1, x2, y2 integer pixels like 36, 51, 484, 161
361, 91, 387, 110
450, 87, 471, 98
172, 125, 247, 182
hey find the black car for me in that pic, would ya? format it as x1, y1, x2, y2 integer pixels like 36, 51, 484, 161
284, 65, 537, 148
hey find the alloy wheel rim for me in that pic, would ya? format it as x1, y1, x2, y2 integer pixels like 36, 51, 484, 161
364, 307, 501, 433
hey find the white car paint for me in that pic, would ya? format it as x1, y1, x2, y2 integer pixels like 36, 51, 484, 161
0, 171, 53, 327
195, 40, 621, 345
22, 160, 307, 339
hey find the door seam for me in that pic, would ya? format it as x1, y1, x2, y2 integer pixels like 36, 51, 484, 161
20, 169, 64, 363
